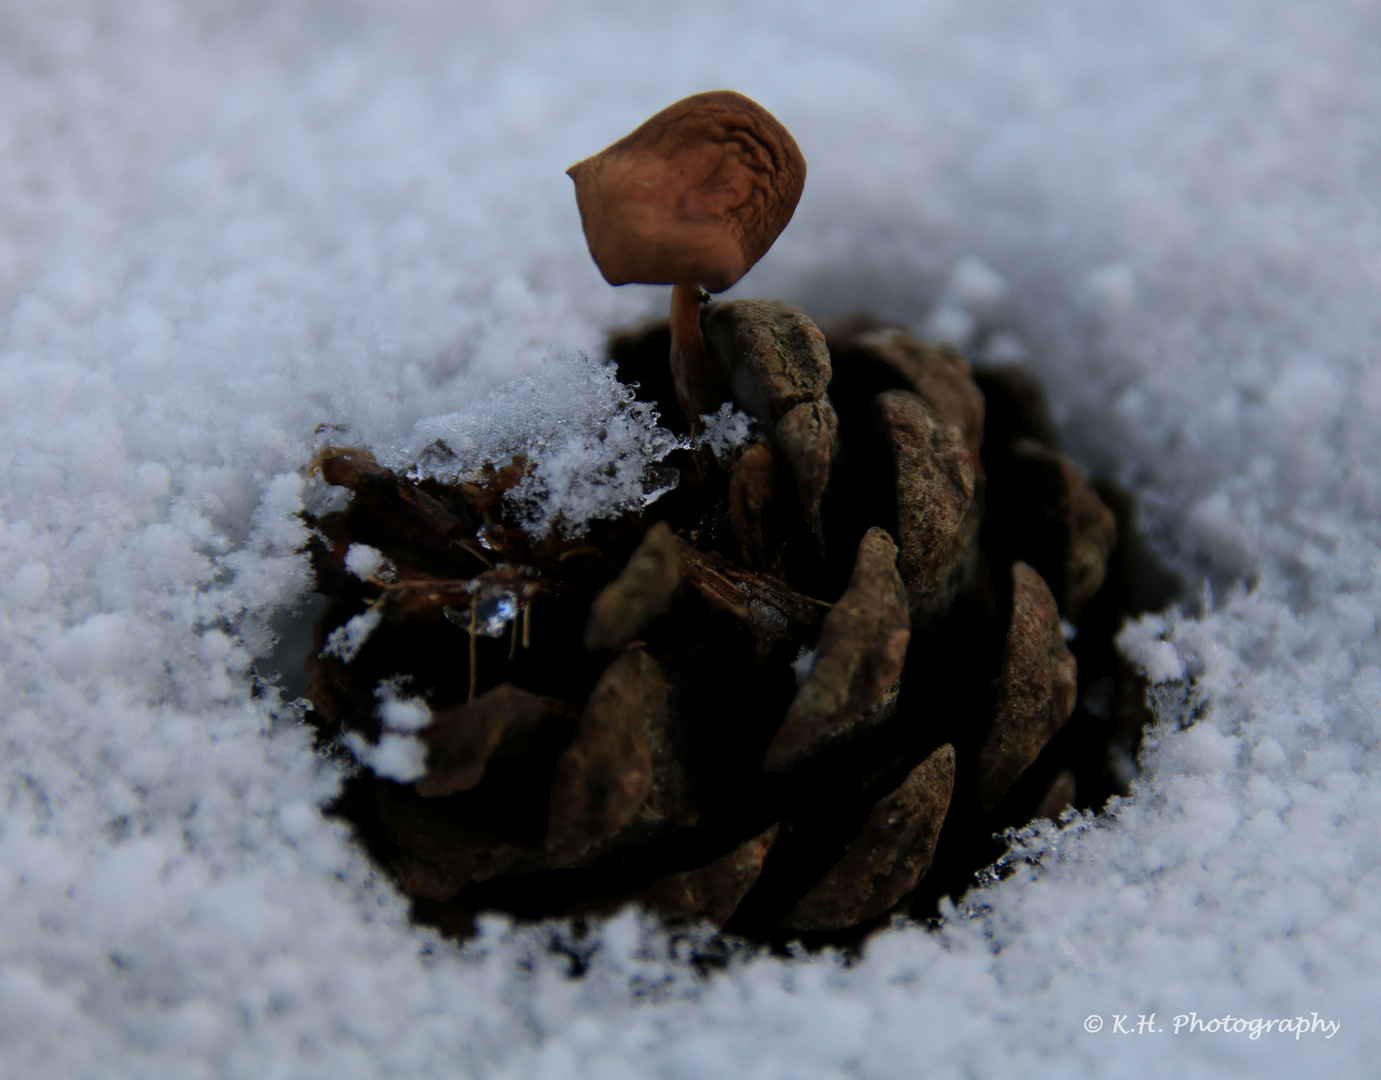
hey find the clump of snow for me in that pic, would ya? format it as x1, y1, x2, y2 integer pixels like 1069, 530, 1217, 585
343, 543, 387, 581
1118, 615, 1186, 684
321, 607, 381, 663
388, 352, 683, 536
343, 682, 431, 781
3, 1, 1381, 1076
377, 690, 431, 735
344, 731, 427, 783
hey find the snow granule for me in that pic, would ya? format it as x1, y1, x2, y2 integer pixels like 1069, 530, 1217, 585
2, 1, 1379, 1076
343, 544, 387, 581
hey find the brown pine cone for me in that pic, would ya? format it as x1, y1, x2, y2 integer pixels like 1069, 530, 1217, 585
301, 302, 1150, 945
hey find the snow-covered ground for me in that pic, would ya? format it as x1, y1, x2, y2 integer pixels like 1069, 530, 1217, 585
3, 1, 1379, 1075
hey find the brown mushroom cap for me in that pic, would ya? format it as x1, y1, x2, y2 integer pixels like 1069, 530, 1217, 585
568, 91, 806, 293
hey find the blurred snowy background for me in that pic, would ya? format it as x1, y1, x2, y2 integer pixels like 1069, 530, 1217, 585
2, 1, 1380, 1075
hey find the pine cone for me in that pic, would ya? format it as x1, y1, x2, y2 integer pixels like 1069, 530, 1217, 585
301, 303, 1144, 944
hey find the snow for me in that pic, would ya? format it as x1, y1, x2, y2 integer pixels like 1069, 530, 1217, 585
697, 402, 759, 459
322, 607, 382, 663
377, 689, 432, 736
394, 352, 683, 535
346, 682, 432, 782
343, 543, 387, 581
2, 1, 1380, 1076
345, 732, 427, 785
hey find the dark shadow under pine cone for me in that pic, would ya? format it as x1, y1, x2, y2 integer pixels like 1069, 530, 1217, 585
301, 303, 1177, 951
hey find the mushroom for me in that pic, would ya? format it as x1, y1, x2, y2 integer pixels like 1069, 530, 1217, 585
567, 90, 806, 431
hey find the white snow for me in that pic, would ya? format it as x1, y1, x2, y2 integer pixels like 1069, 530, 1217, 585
3, 1, 1380, 1076
343, 681, 433, 782
697, 402, 759, 459
343, 543, 387, 581
377, 689, 432, 736
394, 352, 683, 535
345, 732, 427, 785
322, 607, 382, 664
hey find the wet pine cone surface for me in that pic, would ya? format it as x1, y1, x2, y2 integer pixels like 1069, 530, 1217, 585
302, 302, 1166, 948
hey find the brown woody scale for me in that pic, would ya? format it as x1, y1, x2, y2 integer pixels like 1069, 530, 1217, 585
303, 302, 1164, 946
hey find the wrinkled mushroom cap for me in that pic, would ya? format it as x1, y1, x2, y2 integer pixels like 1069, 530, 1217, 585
568, 90, 806, 293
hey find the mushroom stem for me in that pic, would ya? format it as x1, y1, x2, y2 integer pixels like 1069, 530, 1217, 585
669, 282, 717, 433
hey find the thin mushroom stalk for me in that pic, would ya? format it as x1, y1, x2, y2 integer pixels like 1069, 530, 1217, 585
669, 282, 715, 428
567, 91, 806, 431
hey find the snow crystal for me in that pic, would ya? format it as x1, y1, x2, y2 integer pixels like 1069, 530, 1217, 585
697, 402, 758, 458
3, 1, 1381, 1076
